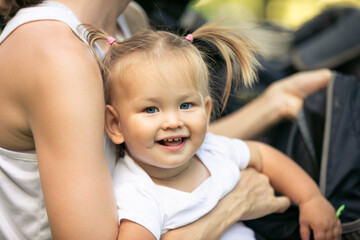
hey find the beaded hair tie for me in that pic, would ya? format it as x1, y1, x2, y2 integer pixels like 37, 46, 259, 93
184, 34, 193, 43
107, 36, 116, 45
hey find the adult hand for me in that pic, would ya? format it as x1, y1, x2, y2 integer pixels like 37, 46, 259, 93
264, 68, 331, 120
161, 168, 290, 240
223, 168, 291, 221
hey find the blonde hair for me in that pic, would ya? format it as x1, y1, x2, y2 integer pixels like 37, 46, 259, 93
86, 20, 260, 113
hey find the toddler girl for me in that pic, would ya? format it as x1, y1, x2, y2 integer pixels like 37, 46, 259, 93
86, 21, 341, 240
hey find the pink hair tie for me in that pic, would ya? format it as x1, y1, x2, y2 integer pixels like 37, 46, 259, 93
185, 34, 193, 43
107, 36, 116, 45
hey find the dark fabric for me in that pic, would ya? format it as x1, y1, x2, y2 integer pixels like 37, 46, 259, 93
244, 204, 301, 240
291, 7, 360, 80
343, 219, 360, 240
0, 15, 5, 31
244, 72, 360, 239
136, 0, 205, 33
286, 87, 328, 183
293, 7, 358, 44
289, 72, 360, 224
323, 73, 360, 223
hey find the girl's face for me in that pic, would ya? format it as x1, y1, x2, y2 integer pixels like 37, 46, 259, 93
106, 58, 211, 172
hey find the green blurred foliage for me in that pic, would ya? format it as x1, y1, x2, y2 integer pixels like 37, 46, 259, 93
190, 0, 360, 29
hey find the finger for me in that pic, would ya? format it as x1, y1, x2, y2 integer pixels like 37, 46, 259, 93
327, 218, 342, 240
338, 219, 342, 239
273, 196, 291, 213
258, 176, 274, 195
324, 228, 333, 240
313, 228, 326, 240
294, 69, 332, 98
300, 224, 311, 240
334, 219, 342, 240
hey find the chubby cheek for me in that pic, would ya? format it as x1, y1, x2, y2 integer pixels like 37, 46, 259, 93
120, 116, 157, 151
122, 119, 159, 166
187, 112, 209, 146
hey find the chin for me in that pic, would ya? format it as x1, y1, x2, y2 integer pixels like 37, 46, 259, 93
157, 158, 188, 169
158, 162, 185, 169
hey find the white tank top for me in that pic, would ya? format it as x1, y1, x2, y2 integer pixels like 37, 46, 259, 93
0, 1, 130, 239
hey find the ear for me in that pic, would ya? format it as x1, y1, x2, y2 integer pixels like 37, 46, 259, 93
104, 105, 125, 144
204, 96, 212, 126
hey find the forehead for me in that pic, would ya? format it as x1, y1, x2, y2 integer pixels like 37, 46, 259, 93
121, 53, 199, 90
112, 62, 200, 109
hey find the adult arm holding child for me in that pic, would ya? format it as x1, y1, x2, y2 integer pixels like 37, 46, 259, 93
164, 139, 341, 240
117, 168, 291, 240
161, 168, 291, 240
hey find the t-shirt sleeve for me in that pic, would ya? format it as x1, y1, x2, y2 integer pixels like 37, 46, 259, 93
115, 183, 163, 240
204, 133, 250, 169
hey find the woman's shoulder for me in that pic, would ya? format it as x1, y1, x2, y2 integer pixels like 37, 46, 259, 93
8, 20, 97, 80
17, 20, 89, 56
2, 20, 101, 107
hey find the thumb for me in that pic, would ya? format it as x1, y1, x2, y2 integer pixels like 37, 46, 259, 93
273, 196, 291, 213
294, 69, 331, 98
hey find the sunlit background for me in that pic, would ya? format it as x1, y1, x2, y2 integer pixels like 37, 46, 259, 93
190, 0, 360, 29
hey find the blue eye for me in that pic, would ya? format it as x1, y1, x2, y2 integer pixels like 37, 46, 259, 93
145, 107, 158, 114
180, 103, 192, 109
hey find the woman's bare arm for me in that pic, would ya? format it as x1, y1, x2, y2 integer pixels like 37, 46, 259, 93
161, 168, 290, 240
22, 22, 118, 239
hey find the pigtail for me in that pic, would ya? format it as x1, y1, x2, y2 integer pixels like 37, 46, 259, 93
191, 20, 261, 110
83, 24, 112, 65
82, 25, 127, 157
82, 24, 119, 105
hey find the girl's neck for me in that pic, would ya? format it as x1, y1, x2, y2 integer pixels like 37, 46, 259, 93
52, 0, 129, 36
136, 155, 211, 193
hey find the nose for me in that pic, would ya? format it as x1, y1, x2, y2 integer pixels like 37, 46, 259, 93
161, 111, 184, 130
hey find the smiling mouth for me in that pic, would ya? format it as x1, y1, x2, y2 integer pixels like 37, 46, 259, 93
158, 137, 185, 146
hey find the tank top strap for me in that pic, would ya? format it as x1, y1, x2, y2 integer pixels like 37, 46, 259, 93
0, 1, 86, 44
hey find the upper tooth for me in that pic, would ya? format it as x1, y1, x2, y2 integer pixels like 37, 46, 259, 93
164, 137, 182, 142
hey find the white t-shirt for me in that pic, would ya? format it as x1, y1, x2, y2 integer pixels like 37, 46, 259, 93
113, 132, 254, 239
